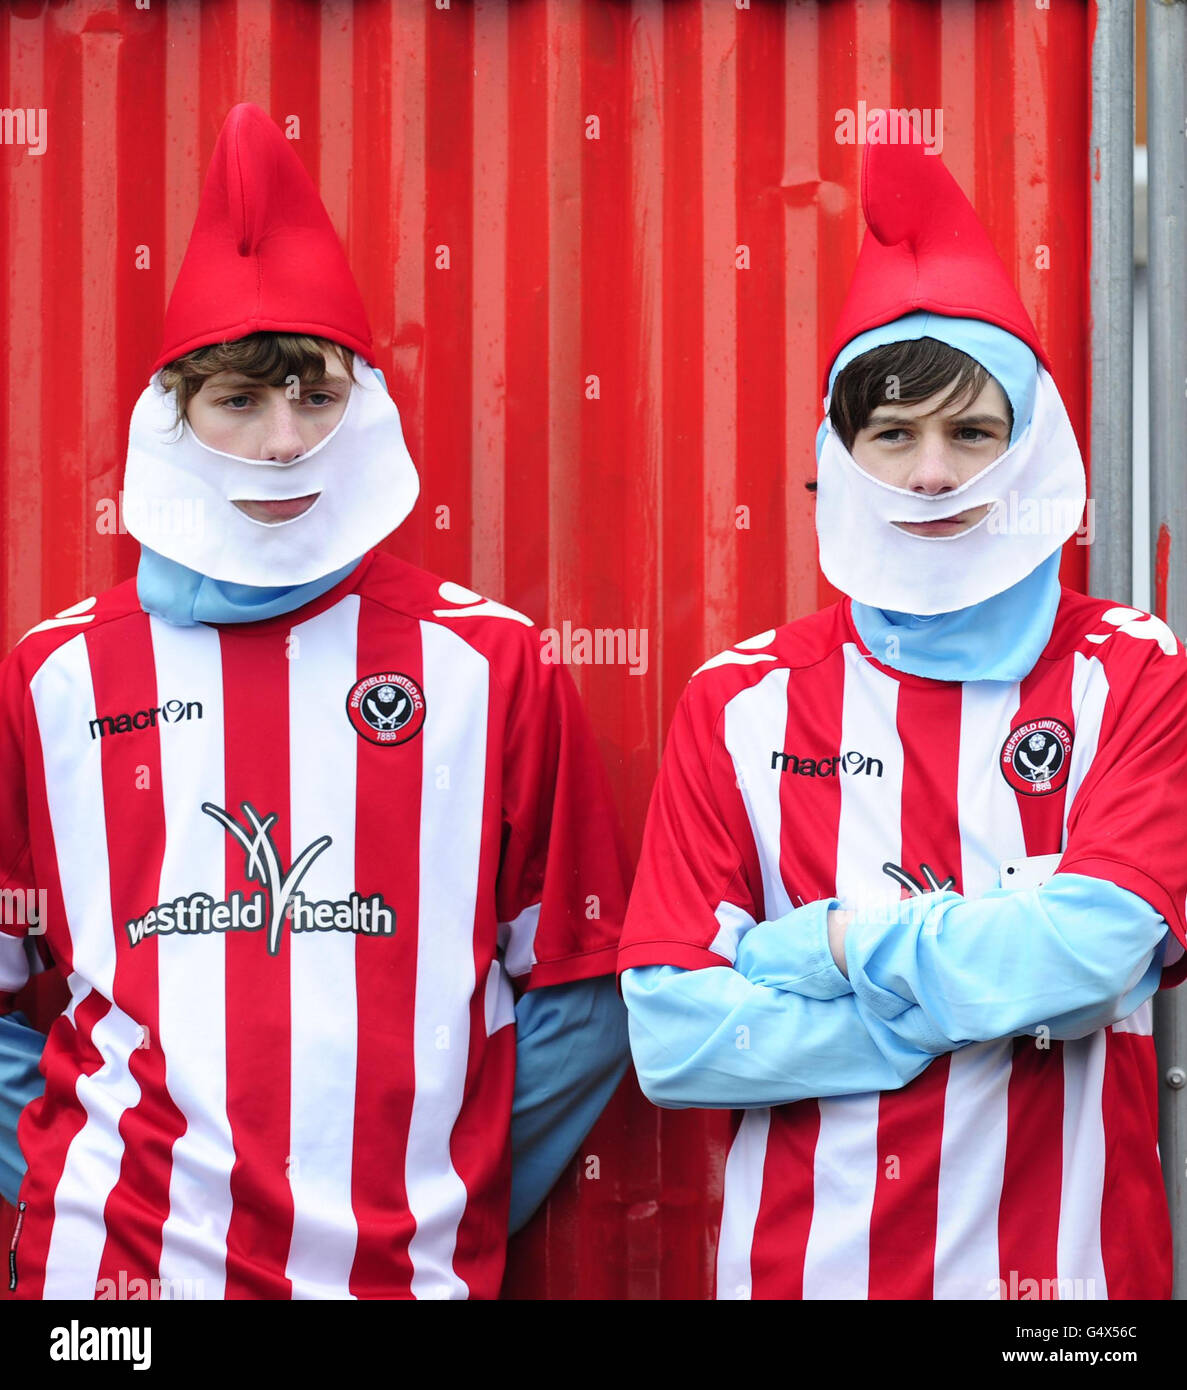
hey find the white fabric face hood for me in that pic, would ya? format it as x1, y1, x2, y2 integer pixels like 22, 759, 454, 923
815, 364, 1086, 614
122, 353, 420, 586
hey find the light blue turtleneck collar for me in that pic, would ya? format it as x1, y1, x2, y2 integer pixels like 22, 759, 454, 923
849, 549, 1062, 682
137, 546, 364, 627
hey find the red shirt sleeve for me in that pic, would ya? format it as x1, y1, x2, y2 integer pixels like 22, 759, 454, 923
495, 639, 631, 990
1058, 635, 1187, 987
618, 676, 764, 975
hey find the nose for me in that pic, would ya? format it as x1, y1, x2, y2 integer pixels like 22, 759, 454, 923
259, 398, 306, 462
905, 430, 961, 495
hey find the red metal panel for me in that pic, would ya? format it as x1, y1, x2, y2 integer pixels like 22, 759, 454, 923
0, 0, 1091, 1300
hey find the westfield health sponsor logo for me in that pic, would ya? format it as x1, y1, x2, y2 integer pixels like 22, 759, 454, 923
123, 802, 394, 955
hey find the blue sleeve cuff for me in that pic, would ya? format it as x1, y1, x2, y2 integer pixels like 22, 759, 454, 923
846, 891, 964, 1022
733, 898, 851, 999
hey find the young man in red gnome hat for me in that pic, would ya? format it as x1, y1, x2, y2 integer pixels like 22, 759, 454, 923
619, 129, 1187, 1300
0, 103, 630, 1300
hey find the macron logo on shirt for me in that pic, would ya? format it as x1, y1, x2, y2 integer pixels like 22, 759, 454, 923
770, 748, 884, 779
89, 699, 203, 739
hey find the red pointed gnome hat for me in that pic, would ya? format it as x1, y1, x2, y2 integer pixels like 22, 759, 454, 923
822, 133, 1052, 398
151, 103, 373, 374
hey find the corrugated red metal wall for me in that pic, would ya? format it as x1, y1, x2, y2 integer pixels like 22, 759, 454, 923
0, 0, 1091, 1299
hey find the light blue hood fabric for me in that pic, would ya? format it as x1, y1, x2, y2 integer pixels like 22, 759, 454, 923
815, 311, 1039, 457
849, 548, 1062, 682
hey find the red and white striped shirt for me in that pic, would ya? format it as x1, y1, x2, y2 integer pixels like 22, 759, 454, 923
0, 550, 628, 1300
619, 590, 1187, 1299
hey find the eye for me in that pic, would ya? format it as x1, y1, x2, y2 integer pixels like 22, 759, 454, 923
219, 394, 255, 410
954, 427, 992, 442
302, 390, 339, 407
872, 427, 910, 443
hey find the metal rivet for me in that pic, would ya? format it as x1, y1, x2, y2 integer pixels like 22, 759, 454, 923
1166, 1067, 1186, 1090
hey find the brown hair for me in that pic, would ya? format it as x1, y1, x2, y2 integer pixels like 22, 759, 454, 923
158, 332, 356, 429
806, 337, 1011, 492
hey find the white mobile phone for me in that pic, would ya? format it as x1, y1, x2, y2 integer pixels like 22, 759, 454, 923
998, 853, 1063, 891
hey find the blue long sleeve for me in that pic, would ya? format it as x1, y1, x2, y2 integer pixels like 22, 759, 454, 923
622, 876, 1166, 1111
622, 963, 947, 1110
840, 871, 1166, 1043
508, 974, 630, 1233
622, 899, 953, 1109
0, 1011, 47, 1206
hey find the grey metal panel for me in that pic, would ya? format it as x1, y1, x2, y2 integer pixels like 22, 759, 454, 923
1146, 0, 1187, 1301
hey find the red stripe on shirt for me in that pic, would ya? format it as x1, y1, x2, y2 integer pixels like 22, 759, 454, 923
220, 631, 295, 1299
1011, 659, 1075, 856
91, 617, 186, 1291
750, 649, 845, 1296
11, 674, 104, 1299
995, 661, 1075, 1296
450, 665, 515, 1297
867, 680, 964, 1299
778, 649, 846, 908
998, 1037, 1064, 1294
1099, 1031, 1171, 1297
749, 1099, 822, 1300
348, 602, 421, 1296
11, 987, 111, 1299
450, 1026, 516, 1297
